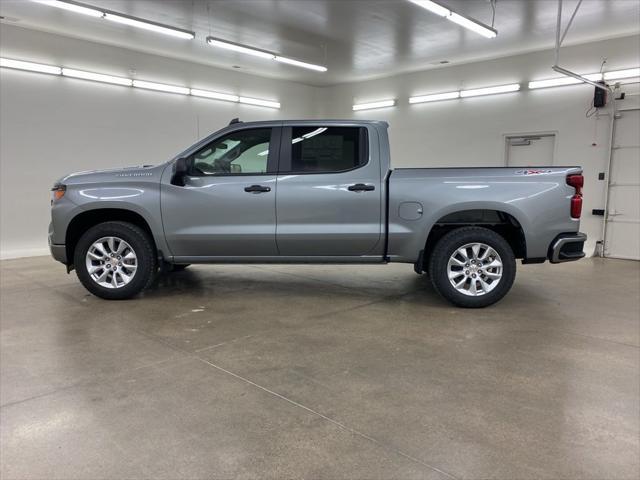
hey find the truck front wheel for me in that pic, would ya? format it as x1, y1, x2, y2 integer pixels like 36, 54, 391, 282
74, 221, 157, 300
429, 227, 516, 308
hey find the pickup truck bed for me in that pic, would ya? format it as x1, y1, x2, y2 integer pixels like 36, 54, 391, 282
387, 167, 583, 263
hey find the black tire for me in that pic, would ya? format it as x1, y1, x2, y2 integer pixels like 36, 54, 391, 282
429, 227, 516, 308
74, 221, 157, 300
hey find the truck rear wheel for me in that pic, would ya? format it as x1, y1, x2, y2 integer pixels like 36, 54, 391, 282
74, 221, 156, 300
429, 227, 516, 308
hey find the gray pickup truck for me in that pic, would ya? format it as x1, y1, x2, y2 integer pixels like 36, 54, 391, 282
49, 119, 586, 307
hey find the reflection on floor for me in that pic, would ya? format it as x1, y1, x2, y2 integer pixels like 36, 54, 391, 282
1, 256, 638, 479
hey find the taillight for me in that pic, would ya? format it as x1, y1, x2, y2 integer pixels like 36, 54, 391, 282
567, 174, 583, 219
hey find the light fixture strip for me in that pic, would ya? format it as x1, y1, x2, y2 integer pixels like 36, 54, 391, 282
447, 12, 497, 39
32, 0, 103, 17
206, 37, 275, 59
409, 91, 460, 104
3, 56, 638, 110
273, 56, 327, 72
407, 0, 497, 38
1, 57, 280, 108
206, 36, 327, 73
460, 84, 520, 98
0, 58, 61, 75
603, 68, 640, 81
528, 73, 602, 90
352, 100, 396, 111
132, 80, 190, 95
239, 97, 281, 109
104, 13, 195, 39
62, 68, 132, 86
190, 89, 239, 103
407, 1, 450, 17
33, 0, 195, 40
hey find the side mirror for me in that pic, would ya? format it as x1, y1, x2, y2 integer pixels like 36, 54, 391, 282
171, 157, 189, 186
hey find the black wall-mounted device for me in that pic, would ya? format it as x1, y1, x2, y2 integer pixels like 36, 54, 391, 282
594, 81, 607, 108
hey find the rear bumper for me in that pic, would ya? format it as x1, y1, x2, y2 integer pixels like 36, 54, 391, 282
549, 232, 587, 263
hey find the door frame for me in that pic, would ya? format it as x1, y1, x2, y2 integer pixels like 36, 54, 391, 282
502, 130, 558, 167
161, 126, 282, 260
274, 124, 383, 257
602, 106, 640, 260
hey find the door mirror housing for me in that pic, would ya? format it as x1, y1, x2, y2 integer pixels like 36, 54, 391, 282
171, 157, 189, 186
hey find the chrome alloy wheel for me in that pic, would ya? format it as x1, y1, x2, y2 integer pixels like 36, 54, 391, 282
85, 236, 138, 289
447, 242, 503, 297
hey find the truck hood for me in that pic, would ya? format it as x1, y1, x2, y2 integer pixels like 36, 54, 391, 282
58, 164, 165, 185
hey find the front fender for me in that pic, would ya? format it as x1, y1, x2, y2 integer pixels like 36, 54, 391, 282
54, 164, 171, 259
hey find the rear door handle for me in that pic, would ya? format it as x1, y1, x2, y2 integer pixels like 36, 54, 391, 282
244, 184, 271, 193
348, 183, 375, 192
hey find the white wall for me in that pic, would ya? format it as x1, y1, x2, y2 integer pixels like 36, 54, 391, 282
319, 35, 640, 255
0, 25, 322, 258
1, 25, 638, 259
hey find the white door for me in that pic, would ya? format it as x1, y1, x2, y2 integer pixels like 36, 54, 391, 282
506, 134, 556, 167
604, 108, 640, 260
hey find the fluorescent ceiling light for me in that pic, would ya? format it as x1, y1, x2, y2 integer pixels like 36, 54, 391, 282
33, 1, 195, 40
274, 56, 327, 72
604, 68, 640, 81
528, 73, 602, 90
62, 68, 132, 86
407, 0, 449, 16
239, 96, 281, 109
409, 91, 460, 104
352, 100, 396, 111
460, 84, 520, 97
132, 80, 189, 95
207, 37, 275, 59
190, 88, 239, 102
2, 56, 280, 109
407, 0, 497, 38
32, 0, 103, 17
0, 58, 61, 75
207, 37, 327, 72
104, 13, 194, 39
448, 12, 497, 39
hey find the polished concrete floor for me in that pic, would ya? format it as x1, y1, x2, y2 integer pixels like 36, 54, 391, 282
1, 256, 638, 479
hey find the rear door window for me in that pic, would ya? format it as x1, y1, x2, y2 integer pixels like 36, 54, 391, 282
286, 127, 367, 173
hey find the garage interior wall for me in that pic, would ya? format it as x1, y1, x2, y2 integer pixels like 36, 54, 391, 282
1, 25, 638, 259
0, 25, 323, 258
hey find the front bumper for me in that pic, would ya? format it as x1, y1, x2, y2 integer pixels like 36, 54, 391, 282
49, 243, 67, 264
549, 232, 587, 263
48, 226, 67, 264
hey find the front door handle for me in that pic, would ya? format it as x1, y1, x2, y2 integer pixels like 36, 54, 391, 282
244, 184, 271, 193
348, 183, 375, 192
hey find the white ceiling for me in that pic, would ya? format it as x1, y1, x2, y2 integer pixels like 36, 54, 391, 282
1, 0, 638, 86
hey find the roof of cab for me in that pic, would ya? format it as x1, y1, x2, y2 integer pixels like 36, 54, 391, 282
226, 119, 389, 128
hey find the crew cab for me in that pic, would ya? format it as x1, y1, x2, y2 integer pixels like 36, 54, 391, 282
49, 119, 586, 307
